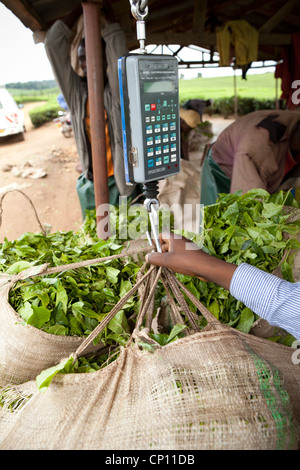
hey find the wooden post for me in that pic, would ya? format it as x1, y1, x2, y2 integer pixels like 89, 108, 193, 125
82, 1, 110, 239
233, 69, 238, 118
275, 77, 279, 110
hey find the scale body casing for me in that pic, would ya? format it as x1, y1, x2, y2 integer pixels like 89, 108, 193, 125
118, 54, 181, 185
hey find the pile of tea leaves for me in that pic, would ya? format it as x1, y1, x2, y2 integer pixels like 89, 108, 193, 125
1, 190, 299, 392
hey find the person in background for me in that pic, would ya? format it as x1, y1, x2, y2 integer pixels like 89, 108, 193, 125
45, 4, 141, 218
146, 232, 300, 341
182, 99, 213, 123
179, 109, 200, 161
200, 109, 300, 206
180, 100, 213, 160
57, 93, 68, 111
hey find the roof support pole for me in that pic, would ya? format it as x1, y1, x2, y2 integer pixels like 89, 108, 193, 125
82, 1, 110, 239
233, 69, 238, 118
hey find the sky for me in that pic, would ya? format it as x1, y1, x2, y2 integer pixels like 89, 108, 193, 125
0, 3, 55, 86
0, 2, 276, 86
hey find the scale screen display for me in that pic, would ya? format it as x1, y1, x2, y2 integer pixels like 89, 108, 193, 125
144, 80, 174, 93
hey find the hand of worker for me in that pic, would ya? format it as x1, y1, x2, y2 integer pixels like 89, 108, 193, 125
146, 232, 205, 277
145, 232, 237, 291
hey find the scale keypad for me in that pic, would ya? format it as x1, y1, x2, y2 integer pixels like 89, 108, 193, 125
143, 98, 179, 176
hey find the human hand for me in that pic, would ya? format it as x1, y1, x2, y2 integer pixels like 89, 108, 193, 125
145, 232, 208, 280
145, 232, 237, 290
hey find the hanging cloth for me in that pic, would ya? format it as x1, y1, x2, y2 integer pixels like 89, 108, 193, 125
275, 32, 300, 109
216, 20, 258, 78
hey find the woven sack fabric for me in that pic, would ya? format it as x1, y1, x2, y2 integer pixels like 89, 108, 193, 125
0, 191, 96, 386
0, 263, 111, 387
0, 322, 299, 450
0, 243, 151, 387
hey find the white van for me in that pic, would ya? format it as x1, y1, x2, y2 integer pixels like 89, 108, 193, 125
0, 88, 25, 140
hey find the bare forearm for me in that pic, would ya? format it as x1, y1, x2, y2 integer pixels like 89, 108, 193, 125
190, 251, 237, 290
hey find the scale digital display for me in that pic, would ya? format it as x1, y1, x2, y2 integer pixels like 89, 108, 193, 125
143, 80, 174, 93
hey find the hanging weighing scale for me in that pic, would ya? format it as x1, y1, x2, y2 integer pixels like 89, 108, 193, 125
118, 0, 180, 251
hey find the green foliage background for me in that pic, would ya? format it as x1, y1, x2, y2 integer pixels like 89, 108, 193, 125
4, 72, 279, 126
179, 72, 277, 102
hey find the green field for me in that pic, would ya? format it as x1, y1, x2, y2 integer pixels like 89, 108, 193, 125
6, 72, 277, 104
179, 72, 278, 103
4, 72, 279, 125
6, 87, 60, 104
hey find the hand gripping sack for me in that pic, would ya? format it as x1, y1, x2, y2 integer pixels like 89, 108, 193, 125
0, 267, 299, 450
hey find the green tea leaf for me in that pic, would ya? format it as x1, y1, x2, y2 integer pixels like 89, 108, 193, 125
72, 301, 101, 321
244, 188, 270, 199
236, 307, 254, 333
137, 340, 155, 352
105, 266, 120, 284
119, 279, 132, 298
43, 324, 68, 335
166, 324, 187, 343
36, 356, 74, 392
6, 260, 33, 274
18, 301, 34, 322
108, 310, 130, 335
150, 333, 169, 346
261, 202, 282, 218
55, 281, 68, 313
26, 305, 51, 328
207, 300, 219, 319
280, 261, 294, 283
222, 201, 239, 225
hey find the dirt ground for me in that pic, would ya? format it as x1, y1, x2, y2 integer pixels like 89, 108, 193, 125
0, 103, 234, 242
0, 103, 82, 242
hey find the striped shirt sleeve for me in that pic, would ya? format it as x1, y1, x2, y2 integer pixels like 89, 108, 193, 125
229, 263, 300, 340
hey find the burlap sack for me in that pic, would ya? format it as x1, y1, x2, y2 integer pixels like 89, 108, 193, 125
0, 264, 103, 387
0, 246, 151, 387
0, 190, 97, 386
0, 271, 299, 451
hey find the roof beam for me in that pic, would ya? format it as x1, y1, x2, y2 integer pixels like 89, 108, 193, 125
259, 0, 299, 33
126, 31, 292, 49
193, 0, 207, 34
147, 0, 194, 21
242, 0, 274, 16
2, 0, 45, 30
